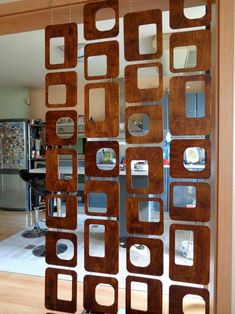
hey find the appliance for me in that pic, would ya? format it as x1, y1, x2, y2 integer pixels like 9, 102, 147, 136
0, 119, 29, 210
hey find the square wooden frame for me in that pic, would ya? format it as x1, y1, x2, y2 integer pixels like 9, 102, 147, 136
85, 180, 119, 217
84, 219, 119, 274
170, 30, 211, 73
126, 197, 164, 235
170, 182, 211, 222
124, 9, 162, 61
45, 71, 77, 108
46, 148, 77, 192
45, 110, 77, 145
84, 0, 119, 40
45, 231, 77, 267
45, 267, 77, 313
125, 105, 163, 144
169, 285, 210, 314
170, 0, 211, 29
46, 194, 77, 230
170, 74, 211, 135
84, 41, 119, 80
126, 237, 163, 276
85, 82, 119, 138
84, 275, 118, 314
170, 139, 211, 179
169, 224, 210, 284
85, 141, 119, 177
125, 62, 163, 103
45, 23, 77, 70
126, 147, 163, 194
126, 276, 162, 314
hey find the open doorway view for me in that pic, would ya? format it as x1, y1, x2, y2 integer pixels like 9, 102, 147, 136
0, 0, 215, 313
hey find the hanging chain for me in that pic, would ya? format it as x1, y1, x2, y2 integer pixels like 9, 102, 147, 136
69, 4, 72, 23
129, 0, 133, 13
50, 7, 54, 25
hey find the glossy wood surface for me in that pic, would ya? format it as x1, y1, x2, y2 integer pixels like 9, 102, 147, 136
170, 182, 211, 222
170, 0, 211, 29
126, 147, 163, 194
125, 62, 163, 103
85, 141, 119, 177
45, 23, 77, 70
46, 194, 78, 230
45, 267, 77, 313
85, 180, 119, 217
46, 148, 78, 192
124, 9, 162, 61
126, 237, 163, 276
85, 82, 119, 138
84, 0, 119, 40
46, 231, 77, 267
126, 197, 164, 235
170, 139, 211, 179
46, 110, 77, 145
84, 40, 119, 80
45, 71, 77, 108
169, 224, 210, 284
169, 285, 209, 314
84, 219, 119, 274
126, 276, 162, 314
170, 30, 211, 73
84, 275, 118, 314
125, 105, 163, 144
170, 74, 211, 135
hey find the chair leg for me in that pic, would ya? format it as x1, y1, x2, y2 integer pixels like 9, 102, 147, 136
21, 207, 47, 238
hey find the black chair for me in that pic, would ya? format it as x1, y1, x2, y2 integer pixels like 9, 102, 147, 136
19, 169, 47, 238
19, 169, 67, 257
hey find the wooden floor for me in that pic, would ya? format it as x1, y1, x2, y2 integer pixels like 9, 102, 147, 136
0, 210, 206, 313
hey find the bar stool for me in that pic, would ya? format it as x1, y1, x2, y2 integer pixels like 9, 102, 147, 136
19, 169, 47, 238
19, 169, 67, 257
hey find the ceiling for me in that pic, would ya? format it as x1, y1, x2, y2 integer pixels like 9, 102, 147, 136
0, 6, 205, 89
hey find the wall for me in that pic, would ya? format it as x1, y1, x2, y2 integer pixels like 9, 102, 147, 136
0, 87, 29, 119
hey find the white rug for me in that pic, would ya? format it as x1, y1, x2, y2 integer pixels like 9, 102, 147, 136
0, 214, 192, 294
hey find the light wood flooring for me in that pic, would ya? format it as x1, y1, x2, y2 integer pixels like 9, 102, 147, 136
0, 209, 206, 313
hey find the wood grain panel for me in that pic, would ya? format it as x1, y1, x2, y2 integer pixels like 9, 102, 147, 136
46, 148, 77, 192
126, 147, 163, 194
170, 139, 211, 179
125, 63, 163, 103
124, 9, 162, 61
126, 197, 164, 235
125, 105, 163, 143
45, 110, 77, 145
84, 0, 119, 40
170, 0, 211, 29
169, 224, 210, 284
85, 82, 119, 138
84, 275, 118, 314
85, 180, 119, 217
126, 276, 162, 314
169, 285, 209, 314
170, 182, 211, 222
45, 71, 77, 108
84, 219, 119, 274
126, 237, 163, 276
170, 30, 211, 73
46, 194, 77, 230
45, 267, 77, 313
170, 74, 211, 135
85, 141, 119, 177
84, 41, 119, 80
45, 23, 77, 70
45, 231, 77, 267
